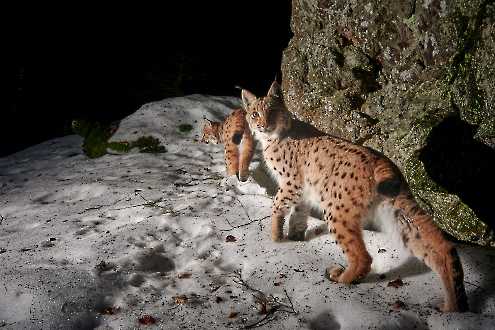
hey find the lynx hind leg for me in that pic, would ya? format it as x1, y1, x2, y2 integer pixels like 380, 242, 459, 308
326, 207, 372, 284
238, 130, 254, 182
271, 184, 302, 242
288, 203, 310, 241
394, 199, 468, 312
224, 141, 240, 177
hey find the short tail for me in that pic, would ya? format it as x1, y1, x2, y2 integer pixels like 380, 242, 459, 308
373, 158, 402, 198
391, 191, 469, 312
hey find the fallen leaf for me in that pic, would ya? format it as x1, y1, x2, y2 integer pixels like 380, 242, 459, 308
95, 260, 115, 273
174, 295, 188, 305
225, 235, 237, 242
228, 311, 238, 319
257, 301, 269, 315
138, 315, 156, 325
177, 272, 192, 279
391, 300, 406, 310
100, 307, 117, 315
387, 278, 404, 288
273, 282, 282, 287
215, 296, 223, 303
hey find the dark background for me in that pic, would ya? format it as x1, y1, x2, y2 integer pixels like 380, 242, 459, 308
2, 2, 292, 156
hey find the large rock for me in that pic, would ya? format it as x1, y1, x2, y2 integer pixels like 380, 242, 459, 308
282, 0, 495, 246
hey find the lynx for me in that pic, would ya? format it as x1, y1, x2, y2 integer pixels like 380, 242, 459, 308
240, 81, 468, 312
201, 108, 254, 181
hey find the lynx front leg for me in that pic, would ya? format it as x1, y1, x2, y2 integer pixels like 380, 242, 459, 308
224, 141, 240, 177
288, 203, 310, 241
271, 185, 301, 242
238, 130, 254, 182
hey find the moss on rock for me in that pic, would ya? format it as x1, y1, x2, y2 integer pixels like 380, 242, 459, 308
72, 120, 167, 158
282, 0, 495, 246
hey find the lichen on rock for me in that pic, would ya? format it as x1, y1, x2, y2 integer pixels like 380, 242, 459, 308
282, 0, 495, 246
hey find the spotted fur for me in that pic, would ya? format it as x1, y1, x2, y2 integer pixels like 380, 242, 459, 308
201, 108, 254, 181
241, 81, 468, 312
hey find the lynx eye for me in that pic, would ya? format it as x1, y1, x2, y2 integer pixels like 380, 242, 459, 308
251, 112, 259, 119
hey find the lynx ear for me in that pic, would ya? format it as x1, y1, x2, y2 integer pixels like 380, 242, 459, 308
241, 89, 257, 109
203, 117, 213, 126
267, 80, 282, 98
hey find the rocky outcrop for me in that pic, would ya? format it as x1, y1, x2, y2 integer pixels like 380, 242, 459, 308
281, 0, 495, 245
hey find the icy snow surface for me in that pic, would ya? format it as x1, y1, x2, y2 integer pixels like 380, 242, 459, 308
1, 95, 495, 329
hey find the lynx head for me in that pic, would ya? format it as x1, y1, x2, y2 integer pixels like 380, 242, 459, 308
201, 118, 221, 144
241, 81, 290, 139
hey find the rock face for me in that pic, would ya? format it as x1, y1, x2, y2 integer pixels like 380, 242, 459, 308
281, 0, 495, 246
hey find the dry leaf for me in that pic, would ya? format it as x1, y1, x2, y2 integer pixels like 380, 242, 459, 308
256, 301, 269, 315
225, 235, 237, 242
228, 311, 238, 319
177, 272, 192, 279
100, 306, 117, 315
273, 282, 282, 287
391, 300, 406, 310
215, 296, 223, 303
387, 278, 404, 288
138, 315, 156, 325
174, 295, 188, 305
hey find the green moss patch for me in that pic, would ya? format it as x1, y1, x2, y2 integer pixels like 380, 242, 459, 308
72, 120, 167, 158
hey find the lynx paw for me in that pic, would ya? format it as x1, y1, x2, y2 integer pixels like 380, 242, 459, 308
325, 265, 344, 282
271, 232, 284, 242
439, 301, 468, 313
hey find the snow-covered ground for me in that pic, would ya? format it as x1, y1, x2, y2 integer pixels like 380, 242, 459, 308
1, 95, 495, 329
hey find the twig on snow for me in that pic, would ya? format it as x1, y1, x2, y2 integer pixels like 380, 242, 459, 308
77, 205, 105, 214
219, 215, 270, 232
218, 195, 270, 231
110, 192, 170, 213
464, 280, 482, 290
228, 271, 297, 329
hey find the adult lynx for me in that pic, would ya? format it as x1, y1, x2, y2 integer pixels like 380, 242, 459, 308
241, 81, 468, 312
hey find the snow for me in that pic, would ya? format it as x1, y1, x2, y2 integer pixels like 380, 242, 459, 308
1, 94, 495, 329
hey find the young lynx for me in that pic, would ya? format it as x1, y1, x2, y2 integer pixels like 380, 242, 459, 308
241, 81, 468, 312
201, 108, 254, 181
